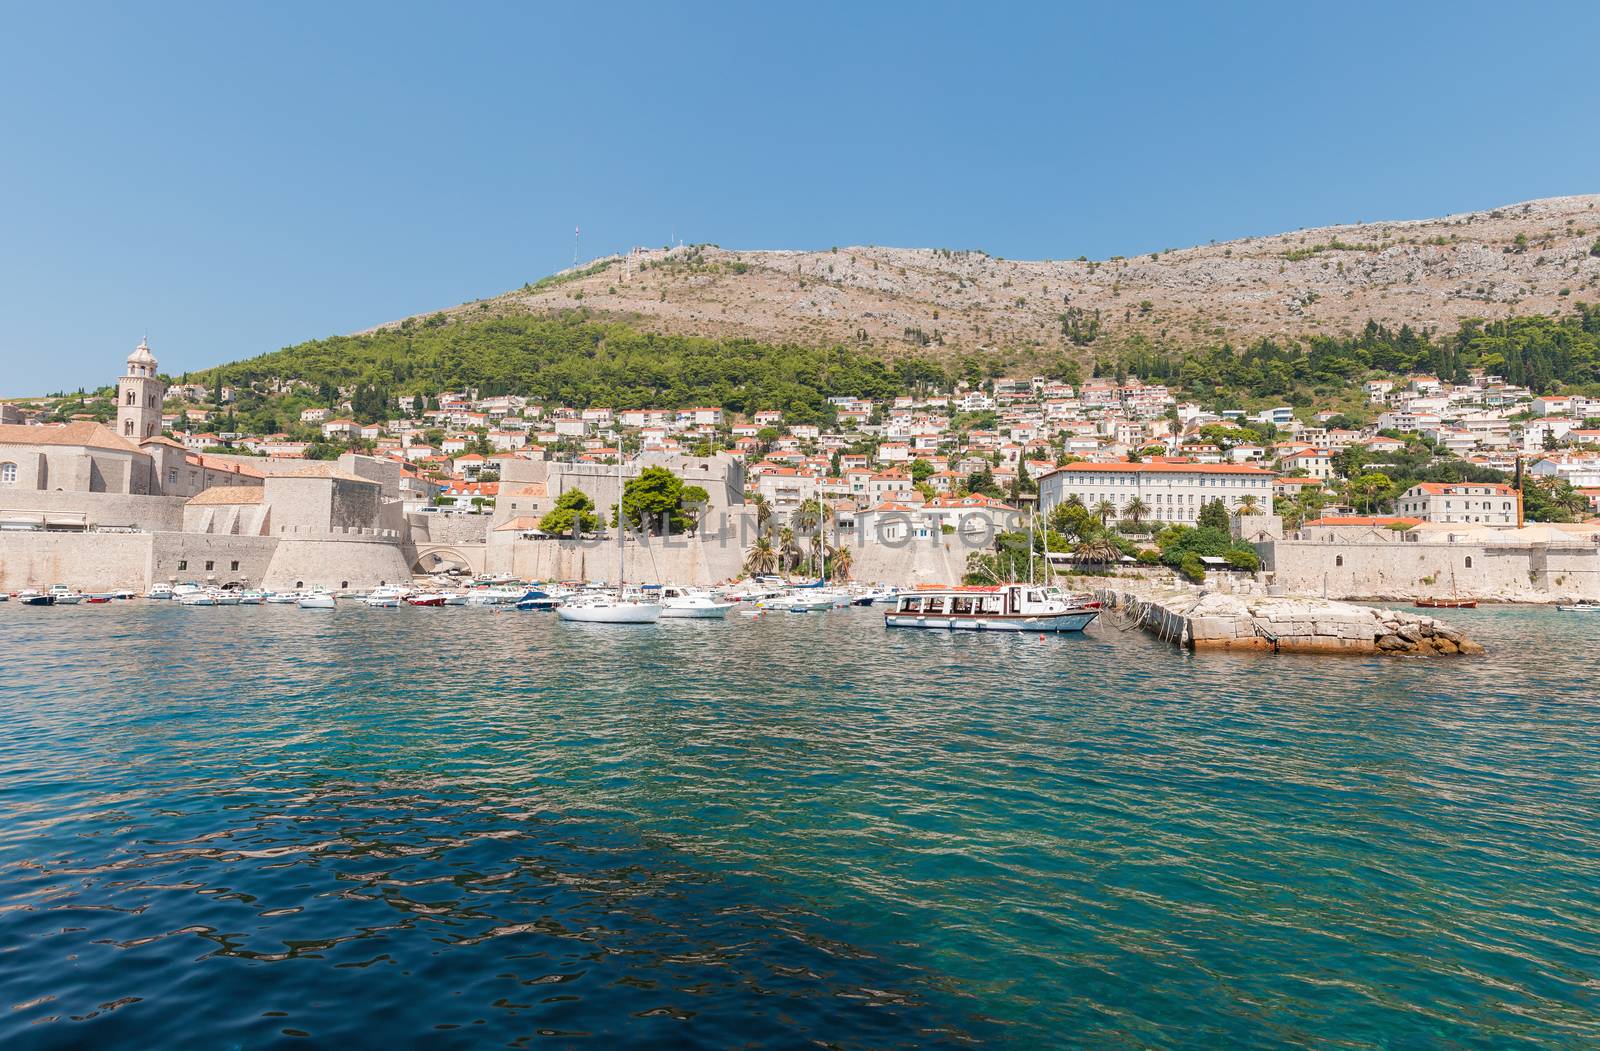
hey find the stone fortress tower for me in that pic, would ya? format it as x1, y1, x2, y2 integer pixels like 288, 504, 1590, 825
117, 338, 165, 440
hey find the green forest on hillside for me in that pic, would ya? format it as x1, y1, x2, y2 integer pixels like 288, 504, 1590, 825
196, 305, 1600, 424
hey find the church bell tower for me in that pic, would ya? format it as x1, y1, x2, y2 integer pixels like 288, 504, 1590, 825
117, 338, 165, 440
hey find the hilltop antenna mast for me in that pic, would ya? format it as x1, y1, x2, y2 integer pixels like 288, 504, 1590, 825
573, 224, 580, 267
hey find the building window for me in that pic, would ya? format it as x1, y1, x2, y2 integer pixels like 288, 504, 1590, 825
177, 560, 187, 570
1335, 555, 1344, 567
205, 560, 214, 571
1465, 556, 1473, 569
230, 561, 239, 572
125, 390, 135, 405
0, 462, 15, 485
125, 419, 134, 435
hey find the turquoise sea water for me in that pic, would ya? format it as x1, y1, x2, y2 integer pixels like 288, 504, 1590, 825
2, 602, 1598, 1049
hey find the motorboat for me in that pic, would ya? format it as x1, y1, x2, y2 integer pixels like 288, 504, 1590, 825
298, 593, 337, 610
363, 586, 405, 608
18, 590, 54, 606
441, 591, 467, 606
406, 593, 447, 607
556, 593, 662, 623
465, 586, 525, 606
235, 590, 267, 605
1415, 598, 1476, 609
145, 583, 174, 600
1557, 601, 1600, 612
264, 592, 300, 604
759, 591, 835, 613
48, 585, 84, 605
112, 589, 138, 600
515, 588, 561, 611
211, 590, 241, 606
659, 586, 735, 619
84, 595, 114, 604
178, 590, 218, 606
884, 584, 1100, 633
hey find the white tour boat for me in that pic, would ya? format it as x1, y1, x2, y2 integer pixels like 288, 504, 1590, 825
884, 584, 1100, 633
298, 592, 337, 609
1557, 601, 1600, 612
145, 583, 174, 600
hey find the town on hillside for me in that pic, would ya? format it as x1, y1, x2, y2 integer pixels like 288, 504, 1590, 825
3, 340, 1600, 602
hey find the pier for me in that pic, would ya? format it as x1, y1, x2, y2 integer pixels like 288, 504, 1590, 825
1096, 587, 1485, 656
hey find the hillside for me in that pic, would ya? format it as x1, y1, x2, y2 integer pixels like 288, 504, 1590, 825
367, 195, 1600, 357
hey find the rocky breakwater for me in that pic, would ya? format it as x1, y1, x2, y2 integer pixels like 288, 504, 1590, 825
1097, 588, 1485, 656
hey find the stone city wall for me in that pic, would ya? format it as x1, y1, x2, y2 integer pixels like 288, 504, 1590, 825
0, 531, 154, 590
150, 533, 280, 586
0, 489, 188, 531
260, 536, 414, 591
1262, 538, 1600, 603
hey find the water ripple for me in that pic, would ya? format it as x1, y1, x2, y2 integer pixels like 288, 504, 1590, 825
2, 602, 1598, 1048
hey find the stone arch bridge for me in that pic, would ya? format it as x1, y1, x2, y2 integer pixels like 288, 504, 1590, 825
407, 542, 487, 577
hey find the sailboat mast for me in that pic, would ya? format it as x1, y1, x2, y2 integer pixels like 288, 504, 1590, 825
1027, 508, 1035, 586
616, 440, 625, 598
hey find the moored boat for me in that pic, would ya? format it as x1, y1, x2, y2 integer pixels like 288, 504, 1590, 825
885, 584, 1100, 633
1415, 598, 1477, 609
18, 590, 55, 606
48, 585, 84, 605
298, 593, 337, 609
659, 586, 735, 619
145, 583, 174, 600
406, 593, 447, 607
1557, 601, 1600, 612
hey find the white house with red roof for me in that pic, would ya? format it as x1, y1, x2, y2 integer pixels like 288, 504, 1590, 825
1395, 482, 1516, 526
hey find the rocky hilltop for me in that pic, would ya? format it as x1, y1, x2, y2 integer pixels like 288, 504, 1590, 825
375, 195, 1600, 355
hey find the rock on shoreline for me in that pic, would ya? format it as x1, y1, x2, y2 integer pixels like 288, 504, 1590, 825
1097, 589, 1485, 657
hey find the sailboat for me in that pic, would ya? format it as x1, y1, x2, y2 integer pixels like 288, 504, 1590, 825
557, 447, 662, 624
1415, 568, 1477, 608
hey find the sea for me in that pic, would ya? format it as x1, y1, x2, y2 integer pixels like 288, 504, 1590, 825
1, 601, 1597, 1049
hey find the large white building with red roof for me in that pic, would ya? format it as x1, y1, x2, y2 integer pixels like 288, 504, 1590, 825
1037, 460, 1275, 525
1394, 482, 1517, 526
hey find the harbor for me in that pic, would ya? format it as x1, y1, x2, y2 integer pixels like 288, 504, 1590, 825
2, 599, 1595, 1048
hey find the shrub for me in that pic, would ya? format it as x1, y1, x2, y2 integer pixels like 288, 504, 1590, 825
1178, 554, 1206, 584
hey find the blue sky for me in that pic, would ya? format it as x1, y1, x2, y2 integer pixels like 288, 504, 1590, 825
2, 1, 1597, 394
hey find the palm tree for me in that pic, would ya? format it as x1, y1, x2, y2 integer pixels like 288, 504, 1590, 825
751, 493, 773, 536
1092, 499, 1117, 528
778, 527, 803, 574
826, 543, 853, 582
743, 537, 777, 576
1235, 494, 1260, 517
1125, 497, 1150, 529
1074, 534, 1124, 569
1553, 481, 1589, 520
